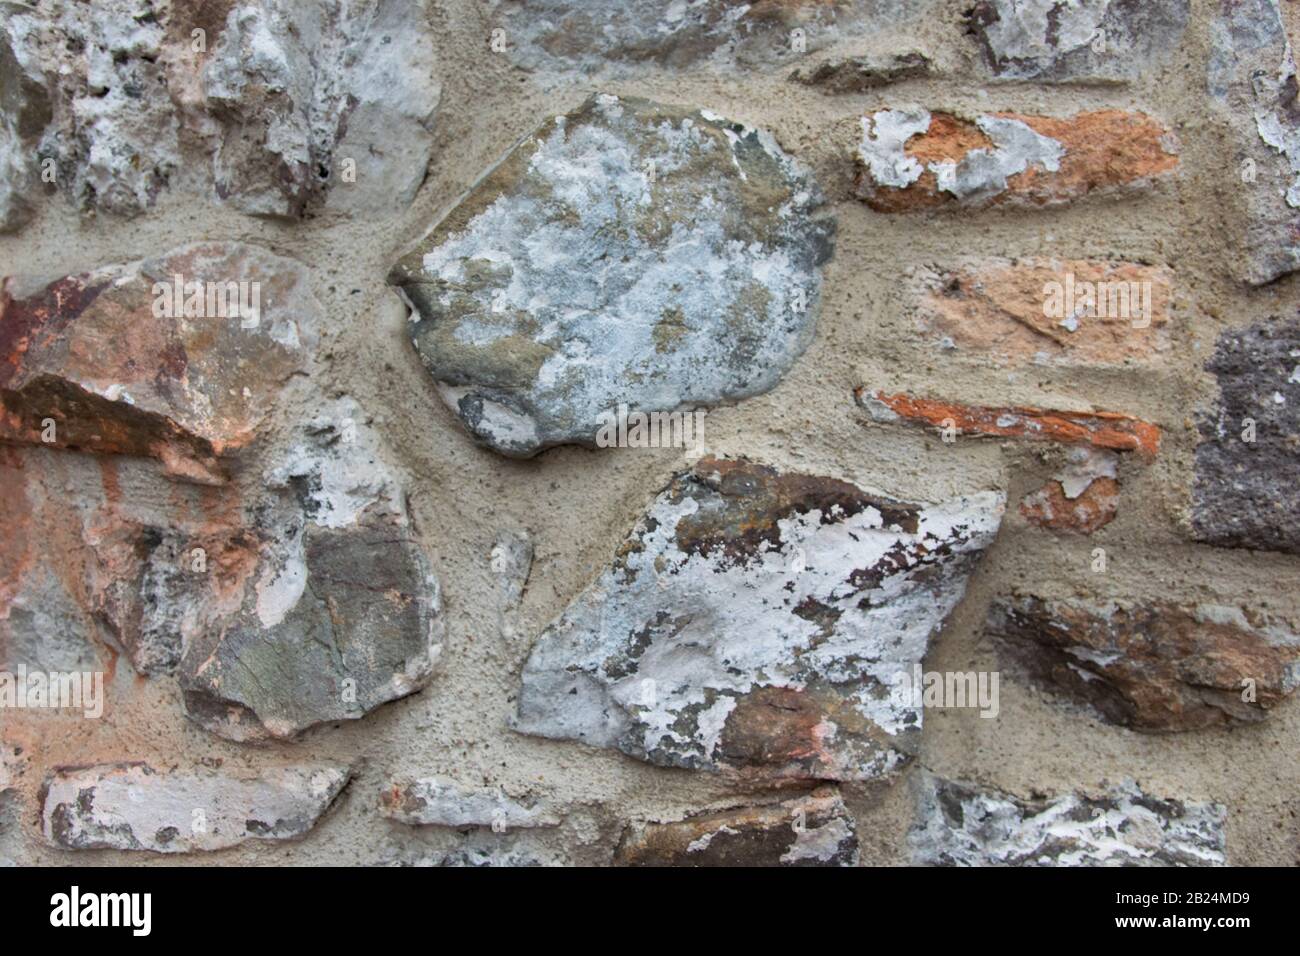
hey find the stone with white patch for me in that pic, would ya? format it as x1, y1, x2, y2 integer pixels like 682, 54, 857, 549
41, 763, 350, 853
911, 774, 1227, 866
380, 778, 560, 829
512, 457, 1003, 783
389, 94, 835, 457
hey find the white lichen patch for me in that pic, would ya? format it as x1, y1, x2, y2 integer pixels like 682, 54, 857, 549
512, 459, 1004, 782
391, 95, 835, 457
911, 775, 1227, 866
41, 763, 351, 853
380, 778, 560, 829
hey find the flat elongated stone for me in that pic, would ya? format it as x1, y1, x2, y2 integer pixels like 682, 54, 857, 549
0, 242, 319, 484
791, 51, 934, 93
616, 789, 858, 867
512, 457, 1003, 783
1193, 318, 1300, 555
41, 763, 349, 853
967, 0, 1190, 83
989, 596, 1300, 730
858, 389, 1161, 456
389, 94, 834, 457
180, 400, 445, 742
911, 775, 1227, 866
1208, 0, 1300, 285
380, 779, 560, 829
917, 259, 1172, 366
488, 0, 937, 75
855, 109, 1178, 212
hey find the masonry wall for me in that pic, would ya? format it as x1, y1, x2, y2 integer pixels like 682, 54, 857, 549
1, 0, 1298, 866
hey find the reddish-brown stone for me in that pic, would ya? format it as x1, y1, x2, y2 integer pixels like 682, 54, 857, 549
1020, 477, 1120, 534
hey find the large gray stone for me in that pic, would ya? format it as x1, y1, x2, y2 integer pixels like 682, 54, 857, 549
911, 774, 1227, 866
1208, 0, 1300, 285
512, 457, 1003, 783
967, 0, 1189, 83
389, 94, 834, 457
179, 398, 445, 742
1192, 317, 1300, 554
41, 762, 350, 853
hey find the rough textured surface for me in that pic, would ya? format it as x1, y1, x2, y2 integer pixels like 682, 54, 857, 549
916, 259, 1172, 367
967, 0, 1190, 83
380, 778, 560, 829
990, 596, 1300, 730
487, 0, 937, 77
616, 788, 858, 866
1193, 317, 1300, 555
0, 242, 318, 484
791, 51, 935, 92
41, 762, 350, 853
390, 93, 834, 457
1208, 0, 1300, 285
0, 2, 50, 233
513, 457, 1003, 783
0, 0, 439, 222
911, 775, 1227, 866
179, 399, 444, 742
855, 109, 1178, 211
858, 389, 1161, 455
1019, 448, 1121, 534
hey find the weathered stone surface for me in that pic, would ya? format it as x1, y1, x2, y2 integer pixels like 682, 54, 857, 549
989, 596, 1300, 730
0, 0, 438, 220
487, 0, 936, 76
1208, 0, 1300, 285
380, 778, 560, 829
855, 109, 1178, 212
911, 774, 1227, 866
179, 399, 444, 742
491, 529, 533, 609
1193, 319, 1300, 555
791, 51, 933, 93
967, 0, 1189, 84
513, 457, 1003, 783
917, 259, 1172, 366
0, 3, 50, 233
616, 789, 858, 867
857, 389, 1161, 456
1019, 448, 1120, 534
41, 762, 349, 853
0, 242, 319, 484
390, 94, 834, 457
192, 0, 440, 218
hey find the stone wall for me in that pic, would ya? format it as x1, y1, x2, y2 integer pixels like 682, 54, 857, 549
1, 0, 1298, 866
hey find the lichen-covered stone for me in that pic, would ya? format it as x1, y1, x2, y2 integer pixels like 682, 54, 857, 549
380, 778, 560, 829
1208, 0, 1300, 285
616, 789, 858, 867
41, 762, 350, 853
967, 0, 1190, 84
179, 399, 445, 742
989, 596, 1300, 730
0, 242, 319, 484
512, 457, 1003, 783
0, 3, 50, 233
486, 0, 936, 77
911, 775, 1227, 866
0, 0, 438, 220
1192, 318, 1300, 555
389, 94, 834, 457
855, 109, 1178, 212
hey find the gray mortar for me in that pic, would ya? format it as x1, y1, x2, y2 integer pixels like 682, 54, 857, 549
1, 0, 1299, 867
